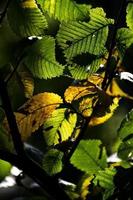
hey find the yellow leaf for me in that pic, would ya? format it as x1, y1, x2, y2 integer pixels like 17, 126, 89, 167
78, 175, 94, 200
19, 71, 34, 98
21, 0, 38, 8
89, 97, 119, 126
106, 78, 133, 100
3, 92, 63, 141
64, 74, 103, 103
79, 96, 98, 117
87, 74, 104, 85
64, 83, 97, 103
21, 92, 63, 113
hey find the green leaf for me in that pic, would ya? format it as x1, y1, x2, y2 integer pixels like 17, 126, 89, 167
118, 138, 133, 161
57, 8, 113, 60
93, 167, 116, 200
37, 0, 90, 22
68, 57, 105, 80
18, 65, 34, 98
43, 108, 77, 146
24, 36, 64, 79
118, 109, 133, 140
116, 28, 133, 58
42, 149, 64, 175
7, 0, 47, 37
126, 2, 133, 31
70, 140, 107, 174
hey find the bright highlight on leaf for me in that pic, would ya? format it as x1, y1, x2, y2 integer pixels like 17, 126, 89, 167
126, 3, 133, 31
57, 8, 113, 60
77, 175, 94, 200
3, 92, 63, 141
38, 0, 90, 22
70, 140, 107, 174
43, 108, 77, 146
24, 36, 64, 79
42, 149, 64, 176
7, 0, 47, 37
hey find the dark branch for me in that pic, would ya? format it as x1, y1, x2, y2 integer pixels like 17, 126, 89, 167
0, 0, 12, 24
102, 0, 127, 90
0, 79, 25, 155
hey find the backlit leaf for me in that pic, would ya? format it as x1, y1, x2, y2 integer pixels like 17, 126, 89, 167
64, 74, 103, 103
126, 3, 133, 31
42, 149, 64, 176
93, 167, 116, 200
68, 56, 106, 80
116, 28, 133, 58
43, 108, 77, 146
77, 175, 94, 200
38, 0, 90, 22
118, 109, 133, 140
3, 92, 63, 140
70, 140, 107, 174
24, 36, 64, 79
7, 0, 47, 37
89, 97, 119, 126
106, 78, 133, 100
18, 70, 34, 98
57, 8, 113, 60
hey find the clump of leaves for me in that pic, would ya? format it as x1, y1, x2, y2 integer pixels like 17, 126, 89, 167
0, 0, 133, 200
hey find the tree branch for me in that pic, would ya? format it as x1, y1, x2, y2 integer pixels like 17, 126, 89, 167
102, 0, 127, 90
0, 0, 12, 24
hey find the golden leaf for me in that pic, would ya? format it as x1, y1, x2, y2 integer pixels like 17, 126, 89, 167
78, 175, 94, 200
79, 96, 98, 117
89, 97, 119, 126
21, 0, 38, 8
19, 71, 34, 98
21, 92, 63, 113
64, 74, 103, 103
3, 92, 63, 141
106, 78, 133, 100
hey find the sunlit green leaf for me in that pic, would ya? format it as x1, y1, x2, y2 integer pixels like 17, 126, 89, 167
126, 3, 133, 31
116, 28, 133, 58
70, 140, 107, 174
24, 36, 64, 79
68, 57, 105, 80
42, 149, 64, 175
37, 0, 90, 22
93, 167, 116, 200
43, 108, 77, 146
57, 8, 113, 60
7, 0, 47, 37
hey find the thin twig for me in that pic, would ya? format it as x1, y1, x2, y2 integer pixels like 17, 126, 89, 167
5, 53, 26, 84
102, 0, 127, 90
0, 79, 25, 155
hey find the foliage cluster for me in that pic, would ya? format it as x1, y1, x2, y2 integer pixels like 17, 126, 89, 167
0, 0, 133, 199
